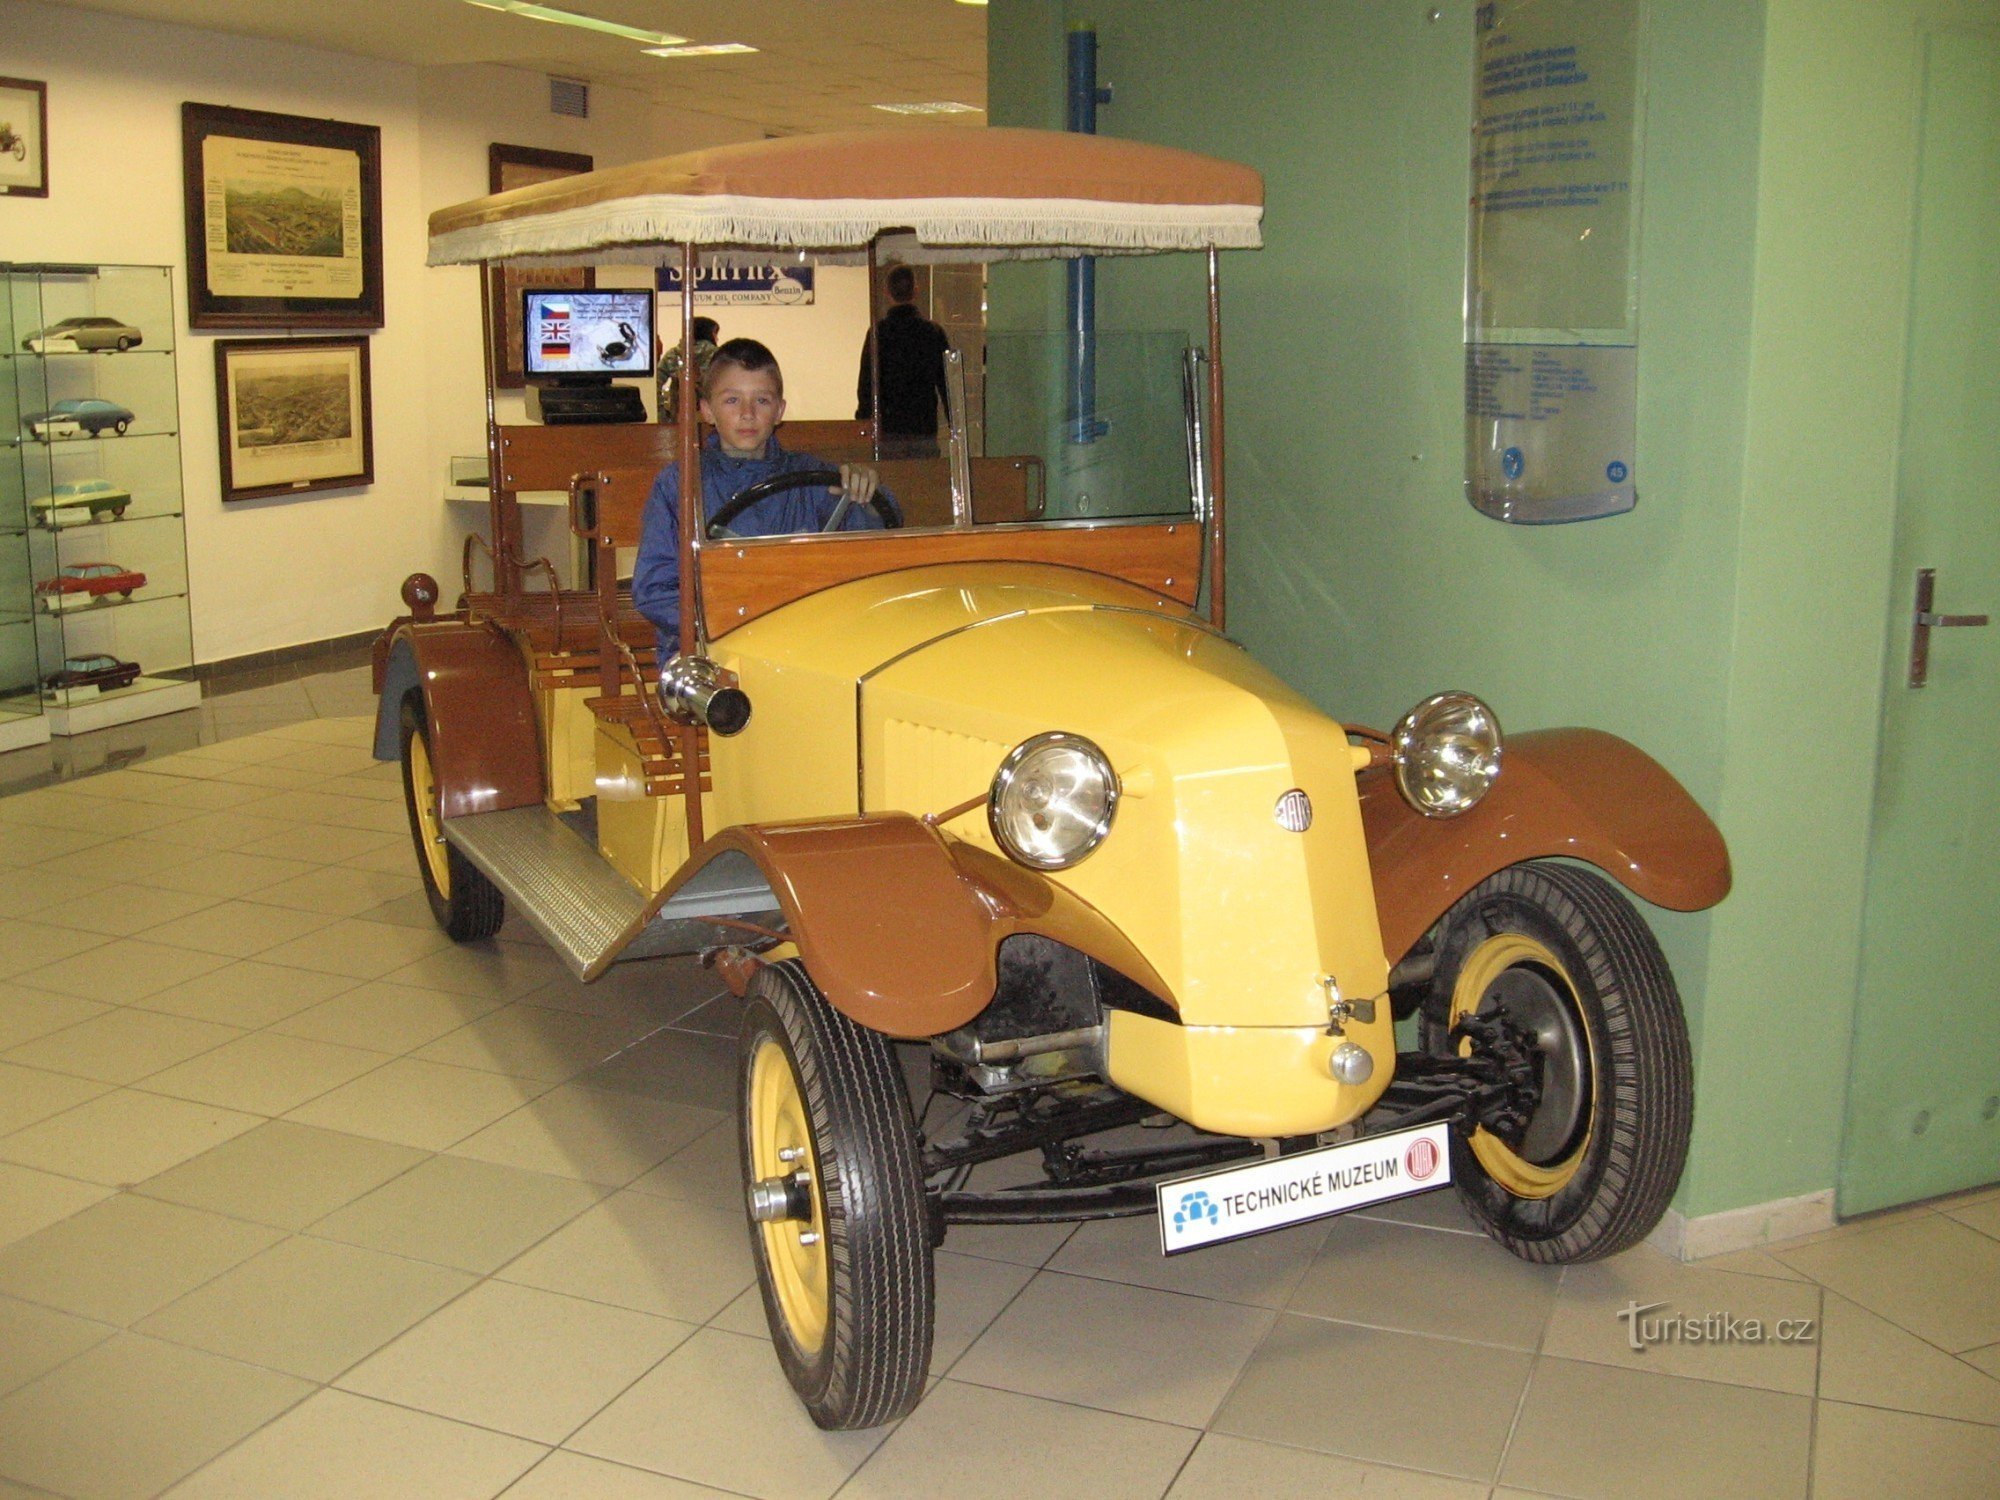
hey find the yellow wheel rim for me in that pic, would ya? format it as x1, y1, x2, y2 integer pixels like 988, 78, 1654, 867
749, 1035, 829, 1354
1451, 932, 1593, 1199
408, 730, 451, 898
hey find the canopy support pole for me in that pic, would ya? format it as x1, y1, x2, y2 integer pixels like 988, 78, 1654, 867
676, 241, 706, 849
866, 238, 883, 463
1206, 245, 1226, 632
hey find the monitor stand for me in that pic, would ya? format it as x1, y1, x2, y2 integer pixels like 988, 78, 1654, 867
529, 377, 647, 426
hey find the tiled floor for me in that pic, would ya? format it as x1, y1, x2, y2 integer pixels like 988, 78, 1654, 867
1, 676, 1998, 1498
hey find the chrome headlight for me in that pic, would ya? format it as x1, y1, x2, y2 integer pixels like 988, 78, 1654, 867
989, 732, 1119, 870
1392, 692, 1503, 818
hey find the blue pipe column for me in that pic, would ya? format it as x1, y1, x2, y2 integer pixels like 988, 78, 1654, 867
1067, 26, 1111, 444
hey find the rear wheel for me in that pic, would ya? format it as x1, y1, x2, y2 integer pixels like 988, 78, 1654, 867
739, 960, 932, 1429
397, 689, 503, 941
1420, 860, 1692, 1263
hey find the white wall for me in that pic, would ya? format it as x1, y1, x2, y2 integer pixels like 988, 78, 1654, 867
0, 0, 757, 659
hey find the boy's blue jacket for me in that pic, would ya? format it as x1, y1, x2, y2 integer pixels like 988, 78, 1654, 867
632, 431, 885, 657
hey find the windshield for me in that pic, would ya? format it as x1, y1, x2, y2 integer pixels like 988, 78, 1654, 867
851, 329, 1205, 532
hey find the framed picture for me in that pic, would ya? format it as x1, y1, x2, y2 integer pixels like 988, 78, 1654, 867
214, 336, 374, 502
487, 143, 595, 389
181, 102, 384, 329
0, 78, 49, 198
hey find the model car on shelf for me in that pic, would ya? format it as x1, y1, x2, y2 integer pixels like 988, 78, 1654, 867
375, 129, 1732, 1431
35, 561, 147, 607
22, 399, 136, 439
41, 654, 142, 696
20, 316, 144, 353
30, 479, 134, 527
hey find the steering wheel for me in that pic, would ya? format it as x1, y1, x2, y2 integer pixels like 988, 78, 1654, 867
705, 468, 903, 540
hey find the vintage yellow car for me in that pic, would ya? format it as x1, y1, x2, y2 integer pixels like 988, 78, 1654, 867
376, 128, 1730, 1430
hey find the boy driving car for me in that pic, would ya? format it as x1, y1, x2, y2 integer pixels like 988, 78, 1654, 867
634, 337, 888, 658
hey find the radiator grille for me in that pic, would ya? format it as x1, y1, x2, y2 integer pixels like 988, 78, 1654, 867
880, 719, 1009, 845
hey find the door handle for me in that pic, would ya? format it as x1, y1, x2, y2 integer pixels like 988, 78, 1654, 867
1908, 567, 1991, 688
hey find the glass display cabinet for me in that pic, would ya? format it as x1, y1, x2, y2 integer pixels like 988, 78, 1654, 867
2, 263, 199, 735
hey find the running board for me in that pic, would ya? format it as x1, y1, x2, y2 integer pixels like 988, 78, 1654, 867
442, 805, 781, 979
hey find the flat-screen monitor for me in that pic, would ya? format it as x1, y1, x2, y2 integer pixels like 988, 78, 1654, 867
522, 288, 654, 383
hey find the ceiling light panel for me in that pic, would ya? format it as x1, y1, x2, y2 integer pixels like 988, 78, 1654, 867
870, 101, 983, 115
462, 1, 686, 48
642, 43, 759, 57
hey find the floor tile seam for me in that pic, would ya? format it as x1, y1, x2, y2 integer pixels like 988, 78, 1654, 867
1939, 1205, 2000, 1244
276, 1062, 564, 1147
126, 1244, 486, 1387
91, 1032, 402, 1112
1018, 1256, 1295, 1313
1779, 1268, 2000, 1359
484, 1262, 756, 1327
33, 892, 238, 943
1767, 1204, 1942, 1258
0, 1349, 322, 1500
1527, 1345, 1823, 1410
1819, 1393, 2000, 1435
117, 974, 375, 1026
530, 1448, 771, 1500
0, 1149, 127, 1197
891, 1235, 1047, 1389
1479, 1261, 1565, 1491
29, 1020, 350, 1098
110, 1041, 411, 1121
290, 1166, 617, 1268
1812, 1386, 2000, 1430
1200, 1422, 1519, 1495
1273, 1303, 1552, 1357
554, 1427, 781, 1500
935, 1364, 1221, 1434
288, 1379, 572, 1465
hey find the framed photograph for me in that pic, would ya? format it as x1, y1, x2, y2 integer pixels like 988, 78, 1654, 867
487, 143, 595, 389
182, 102, 384, 329
214, 336, 374, 502
0, 78, 49, 198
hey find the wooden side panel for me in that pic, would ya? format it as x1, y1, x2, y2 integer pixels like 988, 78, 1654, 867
700, 521, 1204, 636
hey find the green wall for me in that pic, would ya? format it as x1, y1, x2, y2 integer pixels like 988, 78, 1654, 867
988, 0, 1980, 1220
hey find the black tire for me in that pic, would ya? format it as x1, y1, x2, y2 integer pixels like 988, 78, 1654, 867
397, 689, 504, 942
739, 959, 932, 1429
1419, 860, 1692, 1263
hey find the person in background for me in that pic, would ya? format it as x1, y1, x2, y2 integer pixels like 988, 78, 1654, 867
856, 265, 950, 459
635, 338, 887, 659
658, 315, 720, 418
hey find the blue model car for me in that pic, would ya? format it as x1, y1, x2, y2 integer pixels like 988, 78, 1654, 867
23, 399, 135, 439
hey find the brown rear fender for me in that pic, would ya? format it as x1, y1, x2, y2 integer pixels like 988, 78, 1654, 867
1360, 727, 1731, 965
649, 815, 1175, 1039
373, 620, 543, 818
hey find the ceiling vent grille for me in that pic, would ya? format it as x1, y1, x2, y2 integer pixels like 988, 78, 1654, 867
549, 76, 590, 119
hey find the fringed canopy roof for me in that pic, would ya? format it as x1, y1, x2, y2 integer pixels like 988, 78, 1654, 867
428, 127, 1263, 267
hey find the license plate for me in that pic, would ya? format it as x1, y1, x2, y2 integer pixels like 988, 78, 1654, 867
1156, 1122, 1451, 1254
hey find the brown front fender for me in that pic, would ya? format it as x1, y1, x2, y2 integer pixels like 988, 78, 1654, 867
1360, 727, 1731, 964
374, 619, 543, 818
653, 815, 1174, 1039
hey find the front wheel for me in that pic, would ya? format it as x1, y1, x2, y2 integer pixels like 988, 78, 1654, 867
1420, 860, 1692, 1263
739, 960, 932, 1429
397, 689, 504, 941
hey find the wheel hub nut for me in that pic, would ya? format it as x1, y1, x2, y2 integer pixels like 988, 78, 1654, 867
748, 1168, 813, 1223
1328, 1041, 1374, 1085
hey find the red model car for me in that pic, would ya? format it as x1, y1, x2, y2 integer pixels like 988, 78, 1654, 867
35, 562, 147, 602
